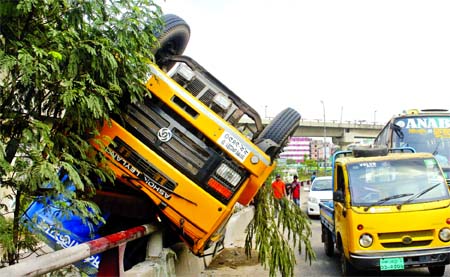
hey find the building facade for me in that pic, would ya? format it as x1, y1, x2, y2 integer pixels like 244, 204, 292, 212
279, 137, 312, 162
279, 137, 333, 163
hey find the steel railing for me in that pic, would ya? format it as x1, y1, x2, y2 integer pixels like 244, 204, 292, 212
0, 224, 158, 276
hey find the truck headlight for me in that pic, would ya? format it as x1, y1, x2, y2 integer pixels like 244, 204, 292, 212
359, 233, 373, 248
216, 163, 242, 187
439, 228, 450, 242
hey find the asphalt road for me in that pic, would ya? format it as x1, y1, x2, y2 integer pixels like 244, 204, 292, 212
202, 188, 450, 277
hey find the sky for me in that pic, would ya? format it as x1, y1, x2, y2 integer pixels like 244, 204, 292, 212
155, 0, 450, 125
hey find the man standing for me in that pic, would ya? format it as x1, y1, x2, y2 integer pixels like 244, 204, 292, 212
271, 174, 286, 200
290, 175, 301, 207
271, 174, 286, 217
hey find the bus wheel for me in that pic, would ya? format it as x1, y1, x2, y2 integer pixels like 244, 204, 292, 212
154, 14, 190, 71
254, 107, 301, 161
428, 265, 445, 276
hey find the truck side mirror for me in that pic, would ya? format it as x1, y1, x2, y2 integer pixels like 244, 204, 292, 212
333, 190, 344, 202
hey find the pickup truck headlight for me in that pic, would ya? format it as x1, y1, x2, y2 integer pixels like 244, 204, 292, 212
216, 163, 242, 187
359, 233, 373, 248
439, 228, 450, 242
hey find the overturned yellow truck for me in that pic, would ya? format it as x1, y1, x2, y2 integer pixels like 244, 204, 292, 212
92, 14, 300, 256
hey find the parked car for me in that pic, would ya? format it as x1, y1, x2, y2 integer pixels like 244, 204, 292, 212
307, 176, 332, 216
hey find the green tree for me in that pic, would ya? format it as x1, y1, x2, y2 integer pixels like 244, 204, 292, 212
302, 155, 318, 173
0, 0, 163, 266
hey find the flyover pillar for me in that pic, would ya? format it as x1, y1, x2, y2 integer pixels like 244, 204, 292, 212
332, 132, 355, 150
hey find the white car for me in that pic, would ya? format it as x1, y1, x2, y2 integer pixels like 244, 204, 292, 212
307, 176, 332, 217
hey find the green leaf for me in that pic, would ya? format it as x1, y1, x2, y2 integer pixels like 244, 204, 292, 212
48, 50, 63, 61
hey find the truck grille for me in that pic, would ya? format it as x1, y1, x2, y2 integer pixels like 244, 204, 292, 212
170, 64, 240, 124
115, 97, 247, 204
110, 137, 177, 192
378, 230, 433, 248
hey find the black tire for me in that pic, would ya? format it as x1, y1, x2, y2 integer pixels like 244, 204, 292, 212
254, 107, 301, 161
322, 226, 334, 257
352, 145, 388, 158
154, 14, 190, 71
428, 265, 446, 276
340, 251, 355, 276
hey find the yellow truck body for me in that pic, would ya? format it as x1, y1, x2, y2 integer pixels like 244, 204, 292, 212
93, 58, 299, 256
320, 148, 450, 275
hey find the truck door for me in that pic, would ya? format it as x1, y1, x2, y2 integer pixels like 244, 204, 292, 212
334, 164, 350, 253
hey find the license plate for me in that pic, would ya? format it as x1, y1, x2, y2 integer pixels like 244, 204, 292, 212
218, 131, 250, 162
380, 257, 404, 271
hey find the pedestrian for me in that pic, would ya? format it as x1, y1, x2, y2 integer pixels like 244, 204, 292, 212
272, 174, 286, 200
271, 174, 286, 216
311, 171, 316, 183
290, 175, 301, 207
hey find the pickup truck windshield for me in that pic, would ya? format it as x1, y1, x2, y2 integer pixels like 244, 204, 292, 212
348, 158, 449, 206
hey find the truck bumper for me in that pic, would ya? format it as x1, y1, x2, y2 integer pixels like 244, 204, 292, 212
349, 247, 450, 270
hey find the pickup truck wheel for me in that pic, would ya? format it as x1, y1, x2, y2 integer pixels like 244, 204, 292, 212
428, 265, 445, 276
254, 107, 301, 160
340, 251, 355, 276
154, 14, 190, 71
322, 227, 334, 257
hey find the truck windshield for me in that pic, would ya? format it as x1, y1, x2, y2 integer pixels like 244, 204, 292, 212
348, 158, 449, 206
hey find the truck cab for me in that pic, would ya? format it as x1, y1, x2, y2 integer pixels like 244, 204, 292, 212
91, 14, 300, 257
320, 146, 450, 276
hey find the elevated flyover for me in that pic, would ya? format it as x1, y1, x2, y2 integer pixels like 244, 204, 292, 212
241, 119, 384, 149
294, 119, 384, 148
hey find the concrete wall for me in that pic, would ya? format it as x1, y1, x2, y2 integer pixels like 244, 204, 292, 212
126, 206, 255, 276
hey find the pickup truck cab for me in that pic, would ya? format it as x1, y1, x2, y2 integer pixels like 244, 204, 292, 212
320, 146, 450, 276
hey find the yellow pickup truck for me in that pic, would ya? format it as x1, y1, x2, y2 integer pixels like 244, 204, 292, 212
320, 146, 450, 276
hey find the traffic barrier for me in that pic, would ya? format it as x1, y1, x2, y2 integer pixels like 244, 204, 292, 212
0, 224, 158, 276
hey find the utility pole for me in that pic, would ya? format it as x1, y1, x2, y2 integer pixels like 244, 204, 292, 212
320, 100, 327, 172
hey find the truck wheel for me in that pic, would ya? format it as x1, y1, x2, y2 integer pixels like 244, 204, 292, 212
322, 227, 334, 257
154, 14, 190, 71
428, 265, 445, 276
340, 250, 355, 276
254, 108, 301, 161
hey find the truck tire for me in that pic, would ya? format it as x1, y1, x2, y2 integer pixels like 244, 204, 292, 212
322, 226, 334, 257
154, 14, 190, 71
352, 145, 388, 158
428, 265, 445, 276
340, 251, 356, 276
254, 108, 301, 160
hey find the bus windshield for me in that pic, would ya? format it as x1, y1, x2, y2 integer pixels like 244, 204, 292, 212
392, 116, 450, 168
348, 157, 449, 206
